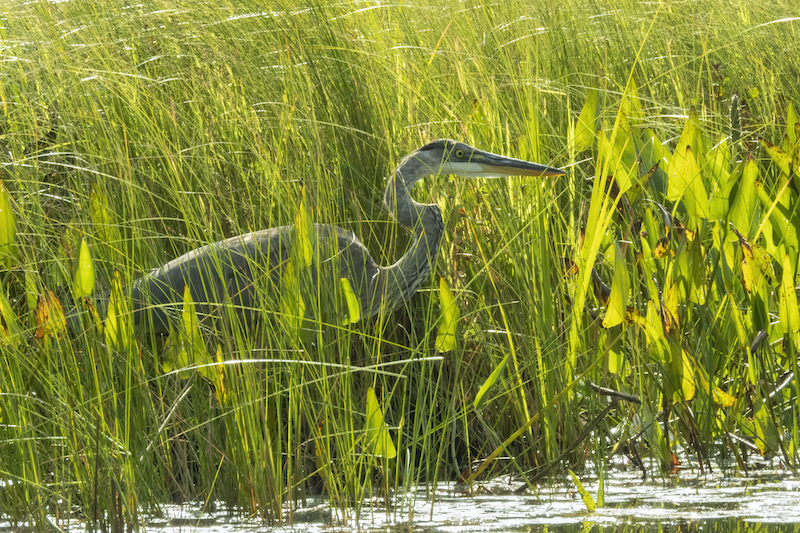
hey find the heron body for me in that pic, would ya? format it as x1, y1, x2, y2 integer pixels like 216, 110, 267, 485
92, 139, 565, 334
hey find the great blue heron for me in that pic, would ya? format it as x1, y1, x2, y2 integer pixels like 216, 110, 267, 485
77, 139, 565, 334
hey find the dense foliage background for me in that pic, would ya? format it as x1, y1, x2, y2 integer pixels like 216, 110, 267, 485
1, 0, 800, 528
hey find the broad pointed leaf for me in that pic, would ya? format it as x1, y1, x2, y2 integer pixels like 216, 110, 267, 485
0, 289, 21, 345
728, 159, 759, 239
680, 349, 696, 401
754, 399, 781, 456
779, 253, 800, 351
340, 277, 361, 325
761, 139, 792, 177
293, 187, 314, 269
669, 144, 709, 223
573, 89, 598, 152
569, 470, 596, 512
0, 180, 19, 268
365, 387, 397, 459
603, 240, 629, 328
73, 238, 95, 298
435, 277, 460, 352
105, 271, 131, 351
786, 101, 798, 149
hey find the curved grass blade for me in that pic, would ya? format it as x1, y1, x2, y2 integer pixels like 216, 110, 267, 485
473, 353, 510, 410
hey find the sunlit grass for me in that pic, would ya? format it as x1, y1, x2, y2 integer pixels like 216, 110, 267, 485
2, 0, 800, 528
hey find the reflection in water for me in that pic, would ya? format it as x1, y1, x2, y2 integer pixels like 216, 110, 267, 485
2, 469, 799, 532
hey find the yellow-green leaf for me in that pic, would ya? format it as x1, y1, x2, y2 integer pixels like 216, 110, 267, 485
211, 345, 229, 404
754, 178, 800, 255
73, 238, 95, 298
573, 89, 598, 153
24, 270, 37, 315
695, 369, 736, 407
0, 180, 19, 268
628, 302, 669, 361
0, 289, 22, 345
569, 470, 596, 512
761, 139, 792, 177
435, 277, 460, 352
280, 262, 306, 338
642, 129, 672, 178
754, 399, 781, 456
602, 240, 629, 328
90, 188, 121, 254
365, 387, 397, 459
779, 253, 800, 351
621, 78, 644, 120
473, 353, 510, 410
105, 271, 131, 351
293, 187, 314, 269
163, 286, 211, 378
669, 145, 709, 223
642, 401, 672, 467
681, 349, 696, 401
709, 138, 733, 220
668, 109, 709, 222
598, 111, 637, 194
786, 101, 797, 149
736, 230, 774, 294
597, 462, 605, 507
608, 347, 623, 374
729, 159, 759, 239
663, 272, 680, 334
340, 277, 361, 325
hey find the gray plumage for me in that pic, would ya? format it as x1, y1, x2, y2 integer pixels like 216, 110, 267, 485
79, 139, 565, 334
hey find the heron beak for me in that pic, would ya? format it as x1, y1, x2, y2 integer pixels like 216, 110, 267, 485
477, 154, 566, 178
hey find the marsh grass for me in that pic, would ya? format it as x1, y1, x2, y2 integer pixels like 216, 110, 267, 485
2, 0, 800, 528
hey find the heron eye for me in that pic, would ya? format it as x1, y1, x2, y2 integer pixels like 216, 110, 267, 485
455, 149, 465, 158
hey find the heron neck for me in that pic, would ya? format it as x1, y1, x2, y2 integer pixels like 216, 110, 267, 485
373, 171, 444, 314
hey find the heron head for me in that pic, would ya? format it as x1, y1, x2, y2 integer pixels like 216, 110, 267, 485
414, 139, 566, 180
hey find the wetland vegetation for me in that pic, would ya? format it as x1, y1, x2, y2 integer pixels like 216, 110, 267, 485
1, 0, 800, 529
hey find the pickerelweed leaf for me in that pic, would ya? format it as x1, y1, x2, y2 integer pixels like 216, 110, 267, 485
340, 277, 361, 325
0, 289, 21, 345
779, 253, 800, 351
293, 186, 314, 269
569, 470, 596, 512
365, 387, 397, 459
73, 238, 95, 299
435, 277, 460, 352
728, 159, 759, 240
602, 240, 629, 328
754, 399, 781, 456
105, 271, 131, 351
573, 88, 598, 153
0, 180, 19, 268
